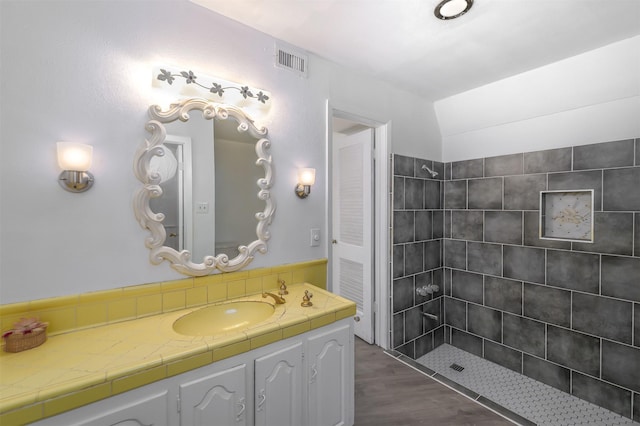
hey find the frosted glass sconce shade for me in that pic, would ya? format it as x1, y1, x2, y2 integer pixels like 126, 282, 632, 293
57, 142, 94, 193
295, 168, 316, 199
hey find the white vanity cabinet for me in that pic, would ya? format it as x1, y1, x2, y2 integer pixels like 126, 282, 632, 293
30, 319, 353, 426
306, 322, 353, 426
180, 363, 248, 426
254, 342, 303, 426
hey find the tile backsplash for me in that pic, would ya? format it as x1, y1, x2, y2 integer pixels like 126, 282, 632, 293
391, 138, 640, 421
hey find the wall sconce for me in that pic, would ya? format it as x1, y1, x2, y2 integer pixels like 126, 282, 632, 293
295, 168, 316, 199
57, 142, 94, 193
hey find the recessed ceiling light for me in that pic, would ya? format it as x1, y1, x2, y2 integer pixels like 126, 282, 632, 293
434, 0, 474, 20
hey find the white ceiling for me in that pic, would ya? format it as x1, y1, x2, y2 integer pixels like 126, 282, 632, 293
190, 0, 640, 101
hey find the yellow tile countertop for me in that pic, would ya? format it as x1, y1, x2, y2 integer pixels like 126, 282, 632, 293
0, 283, 356, 424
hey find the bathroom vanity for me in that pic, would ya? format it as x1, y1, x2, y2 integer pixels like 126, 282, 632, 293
0, 283, 355, 426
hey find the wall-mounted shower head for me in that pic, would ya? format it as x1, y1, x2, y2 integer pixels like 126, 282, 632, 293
421, 164, 439, 178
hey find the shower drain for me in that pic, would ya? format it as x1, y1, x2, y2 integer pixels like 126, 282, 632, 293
449, 363, 465, 372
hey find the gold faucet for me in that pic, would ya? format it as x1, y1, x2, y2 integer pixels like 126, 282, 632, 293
278, 279, 288, 295
301, 290, 313, 307
262, 292, 286, 304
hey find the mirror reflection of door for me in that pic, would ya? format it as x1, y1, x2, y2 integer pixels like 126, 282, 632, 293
149, 135, 193, 253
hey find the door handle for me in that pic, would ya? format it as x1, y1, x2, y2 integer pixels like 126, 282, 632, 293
236, 398, 246, 421
257, 390, 266, 411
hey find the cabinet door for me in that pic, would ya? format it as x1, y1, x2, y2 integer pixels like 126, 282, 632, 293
31, 390, 170, 426
307, 323, 353, 426
180, 363, 247, 426
254, 342, 303, 426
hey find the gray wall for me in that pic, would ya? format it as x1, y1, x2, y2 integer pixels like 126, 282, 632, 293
391, 138, 640, 421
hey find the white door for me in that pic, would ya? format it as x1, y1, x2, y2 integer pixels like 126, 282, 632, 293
179, 363, 247, 426
307, 323, 353, 426
254, 342, 303, 426
332, 128, 374, 343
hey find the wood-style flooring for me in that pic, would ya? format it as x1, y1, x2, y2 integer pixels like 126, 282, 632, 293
354, 338, 514, 426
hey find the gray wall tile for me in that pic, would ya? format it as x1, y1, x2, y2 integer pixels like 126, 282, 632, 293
503, 313, 546, 358
485, 153, 523, 177
434, 326, 445, 348
444, 180, 467, 209
451, 210, 484, 241
444, 239, 466, 269
573, 139, 635, 170
393, 211, 414, 243
524, 147, 572, 174
424, 240, 441, 271
468, 178, 503, 210
603, 167, 640, 211
636, 213, 640, 257
572, 293, 633, 344
523, 283, 571, 327
415, 211, 433, 241
485, 276, 522, 315
452, 158, 484, 179
485, 211, 523, 245
405, 306, 424, 340
548, 170, 603, 211
547, 326, 600, 377
601, 256, 640, 303
394, 154, 414, 176
602, 340, 640, 393
503, 245, 546, 284
424, 180, 441, 209
573, 212, 634, 256
405, 178, 424, 209
546, 249, 599, 293
396, 341, 414, 358
433, 210, 444, 239
433, 161, 445, 180
635, 304, 639, 348
523, 354, 570, 393
444, 297, 467, 330
484, 341, 522, 373
393, 312, 404, 347
451, 270, 484, 304
523, 211, 572, 249
572, 372, 632, 418
405, 242, 424, 275
504, 174, 547, 210
468, 304, 502, 342
393, 176, 404, 209
445, 162, 452, 181
393, 277, 414, 312
393, 246, 404, 278
467, 242, 502, 276
633, 392, 640, 422
636, 139, 640, 166
451, 328, 483, 356
415, 332, 435, 358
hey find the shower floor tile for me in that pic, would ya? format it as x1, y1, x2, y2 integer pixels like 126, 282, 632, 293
416, 344, 639, 426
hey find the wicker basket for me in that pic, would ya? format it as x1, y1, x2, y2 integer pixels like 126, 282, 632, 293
3, 328, 47, 353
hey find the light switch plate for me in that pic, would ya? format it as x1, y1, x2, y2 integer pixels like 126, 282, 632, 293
310, 228, 320, 247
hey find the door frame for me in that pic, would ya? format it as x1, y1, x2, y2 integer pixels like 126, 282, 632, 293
325, 101, 390, 350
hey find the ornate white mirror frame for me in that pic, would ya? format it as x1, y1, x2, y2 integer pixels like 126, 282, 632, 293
133, 98, 275, 275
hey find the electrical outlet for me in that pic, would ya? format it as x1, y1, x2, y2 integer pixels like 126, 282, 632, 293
310, 228, 320, 247
196, 202, 209, 214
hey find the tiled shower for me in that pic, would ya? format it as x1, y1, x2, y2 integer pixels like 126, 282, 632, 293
391, 138, 640, 421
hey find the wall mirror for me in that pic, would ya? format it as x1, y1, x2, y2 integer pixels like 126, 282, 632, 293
134, 98, 275, 275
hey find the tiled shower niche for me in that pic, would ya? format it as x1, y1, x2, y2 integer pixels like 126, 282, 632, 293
391, 138, 640, 421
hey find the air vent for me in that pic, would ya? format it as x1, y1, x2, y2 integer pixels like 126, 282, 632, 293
275, 43, 308, 77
